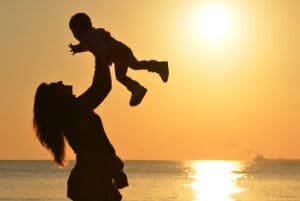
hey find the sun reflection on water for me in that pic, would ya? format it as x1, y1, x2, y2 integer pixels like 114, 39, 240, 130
189, 160, 244, 201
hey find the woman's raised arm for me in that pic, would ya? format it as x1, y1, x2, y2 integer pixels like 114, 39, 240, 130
76, 60, 112, 110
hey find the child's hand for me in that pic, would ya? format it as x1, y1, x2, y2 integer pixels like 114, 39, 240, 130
68, 43, 76, 55
68, 43, 86, 54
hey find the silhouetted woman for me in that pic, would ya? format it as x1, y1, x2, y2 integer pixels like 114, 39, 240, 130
33, 61, 128, 201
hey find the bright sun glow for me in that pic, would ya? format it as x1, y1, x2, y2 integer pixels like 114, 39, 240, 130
198, 5, 231, 40
190, 161, 244, 201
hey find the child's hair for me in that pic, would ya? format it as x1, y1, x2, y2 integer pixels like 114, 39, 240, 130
69, 13, 92, 34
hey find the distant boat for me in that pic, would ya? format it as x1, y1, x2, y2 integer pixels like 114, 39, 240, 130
253, 154, 298, 162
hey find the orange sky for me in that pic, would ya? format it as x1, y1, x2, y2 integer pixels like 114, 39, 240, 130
0, 0, 299, 160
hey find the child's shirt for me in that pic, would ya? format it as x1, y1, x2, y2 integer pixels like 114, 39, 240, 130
78, 27, 108, 62
77, 27, 130, 66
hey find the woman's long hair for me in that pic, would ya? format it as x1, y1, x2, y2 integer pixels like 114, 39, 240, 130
33, 83, 66, 167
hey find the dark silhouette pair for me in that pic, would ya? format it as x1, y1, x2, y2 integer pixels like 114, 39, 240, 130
33, 12, 169, 201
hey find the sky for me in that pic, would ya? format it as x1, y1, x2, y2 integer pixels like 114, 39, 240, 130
0, 0, 299, 160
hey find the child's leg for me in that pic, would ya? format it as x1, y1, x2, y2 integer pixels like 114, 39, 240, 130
126, 55, 169, 83
114, 63, 139, 92
115, 63, 147, 106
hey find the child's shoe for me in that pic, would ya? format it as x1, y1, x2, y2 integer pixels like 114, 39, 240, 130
129, 85, 147, 106
158, 61, 169, 82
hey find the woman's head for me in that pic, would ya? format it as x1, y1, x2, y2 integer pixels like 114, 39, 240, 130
33, 81, 74, 166
69, 13, 92, 40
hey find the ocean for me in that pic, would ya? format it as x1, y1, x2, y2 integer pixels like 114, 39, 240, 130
0, 160, 300, 201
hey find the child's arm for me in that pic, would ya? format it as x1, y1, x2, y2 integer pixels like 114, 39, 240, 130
68, 43, 87, 55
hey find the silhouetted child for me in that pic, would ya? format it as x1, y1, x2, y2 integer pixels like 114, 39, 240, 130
68, 13, 169, 106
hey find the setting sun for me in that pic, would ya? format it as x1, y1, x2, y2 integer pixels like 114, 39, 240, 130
198, 5, 231, 40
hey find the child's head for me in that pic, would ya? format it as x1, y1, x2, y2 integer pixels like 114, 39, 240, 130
69, 13, 92, 40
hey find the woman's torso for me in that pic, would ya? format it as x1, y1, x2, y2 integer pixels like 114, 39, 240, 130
63, 100, 115, 158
